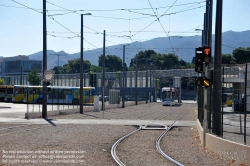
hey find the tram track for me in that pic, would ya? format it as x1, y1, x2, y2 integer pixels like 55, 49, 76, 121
155, 104, 190, 166
97, 103, 180, 120
111, 103, 191, 166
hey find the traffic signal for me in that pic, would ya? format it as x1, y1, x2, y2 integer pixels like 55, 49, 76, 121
195, 46, 212, 73
195, 77, 211, 87
195, 47, 204, 73
195, 77, 202, 86
203, 46, 211, 64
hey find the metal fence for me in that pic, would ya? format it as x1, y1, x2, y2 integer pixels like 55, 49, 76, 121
197, 64, 250, 145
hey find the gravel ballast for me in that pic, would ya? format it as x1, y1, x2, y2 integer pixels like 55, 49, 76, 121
0, 102, 237, 165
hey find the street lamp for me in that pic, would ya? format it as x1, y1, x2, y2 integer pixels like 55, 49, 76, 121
149, 62, 154, 103
135, 54, 138, 105
20, 66, 23, 85
50, 53, 65, 86
195, 29, 204, 46
80, 13, 91, 114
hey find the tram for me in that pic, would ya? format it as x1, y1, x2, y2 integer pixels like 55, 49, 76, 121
161, 87, 179, 106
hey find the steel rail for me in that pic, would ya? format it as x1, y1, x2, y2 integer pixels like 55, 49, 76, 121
111, 109, 176, 165
156, 104, 191, 166
111, 126, 142, 166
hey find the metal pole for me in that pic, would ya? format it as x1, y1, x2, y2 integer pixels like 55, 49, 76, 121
42, 0, 47, 119
244, 63, 247, 144
206, 0, 213, 129
146, 58, 148, 104
80, 14, 83, 114
150, 63, 152, 103
102, 30, 106, 111
212, 0, 223, 136
203, 12, 208, 147
135, 55, 138, 105
207, 0, 213, 130
208, 0, 213, 48
122, 45, 125, 108
221, 66, 224, 137
20, 66, 22, 85
57, 54, 59, 86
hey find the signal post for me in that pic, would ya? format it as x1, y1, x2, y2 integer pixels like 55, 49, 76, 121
195, 46, 211, 147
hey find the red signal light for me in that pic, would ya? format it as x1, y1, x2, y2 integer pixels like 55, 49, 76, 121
203, 46, 211, 64
204, 48, 210, 56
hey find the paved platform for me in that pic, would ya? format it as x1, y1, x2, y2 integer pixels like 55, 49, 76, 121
0, 118, 196, 127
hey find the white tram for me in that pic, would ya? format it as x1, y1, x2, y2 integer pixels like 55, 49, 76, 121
161, 87, 179, 106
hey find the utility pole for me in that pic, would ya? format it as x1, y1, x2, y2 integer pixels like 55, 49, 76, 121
42, 0, 47, 119
80, 13, 91, 114
20, 66, 23, 85
146, 58, 148, 104
150, 62, 152, 103
207, 0, 213, 130
203, 12, 208, 147
80, 14, 83, 114
135, 55, 138, 105
122, 45, 125, 108
49, 53, 63, 86
102, 30, 106, 111
212, 0, 223, 136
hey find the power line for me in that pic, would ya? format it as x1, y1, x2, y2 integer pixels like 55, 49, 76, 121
10, 0, 99, 49
11, 0, 42, 14
3, 1, 206, 11
8, 0, 210, 57
148, 0, 177, 55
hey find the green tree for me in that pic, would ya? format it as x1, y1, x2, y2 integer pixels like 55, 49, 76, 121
191, 57, 195, 64
222, 54, 234, 64
233, 47, 250, 63
90, 65, 102, 72
98, 55, 123, 72
129, 50, 195, 70
186, 62, 195, 69
89, 73, 97, 87
129, 50, 158, 70
61, 59, 91, 73
52, 66, 64, 74
0, 78, 5, 85
162, 53, 179, 69
27, 68, 41, 85
179, 59, 187, 68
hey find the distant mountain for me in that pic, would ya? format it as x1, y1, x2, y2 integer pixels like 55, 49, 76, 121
28, 30, 250, 70
29, 50, 74, 70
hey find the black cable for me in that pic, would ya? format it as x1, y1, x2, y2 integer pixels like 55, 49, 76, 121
45, 0, 207, 11
11, 0, 42, 14
148, 0, 177, 55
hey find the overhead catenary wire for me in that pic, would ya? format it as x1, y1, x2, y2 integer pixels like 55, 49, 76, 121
47, 10, 99, 49
147, 0, 178, 55
4, 0, 205, 11
10, 0, 99, 49
7, 0, 211, 64
9, 0, 207, 48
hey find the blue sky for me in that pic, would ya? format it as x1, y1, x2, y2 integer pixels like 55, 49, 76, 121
1, 0, 249, 57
